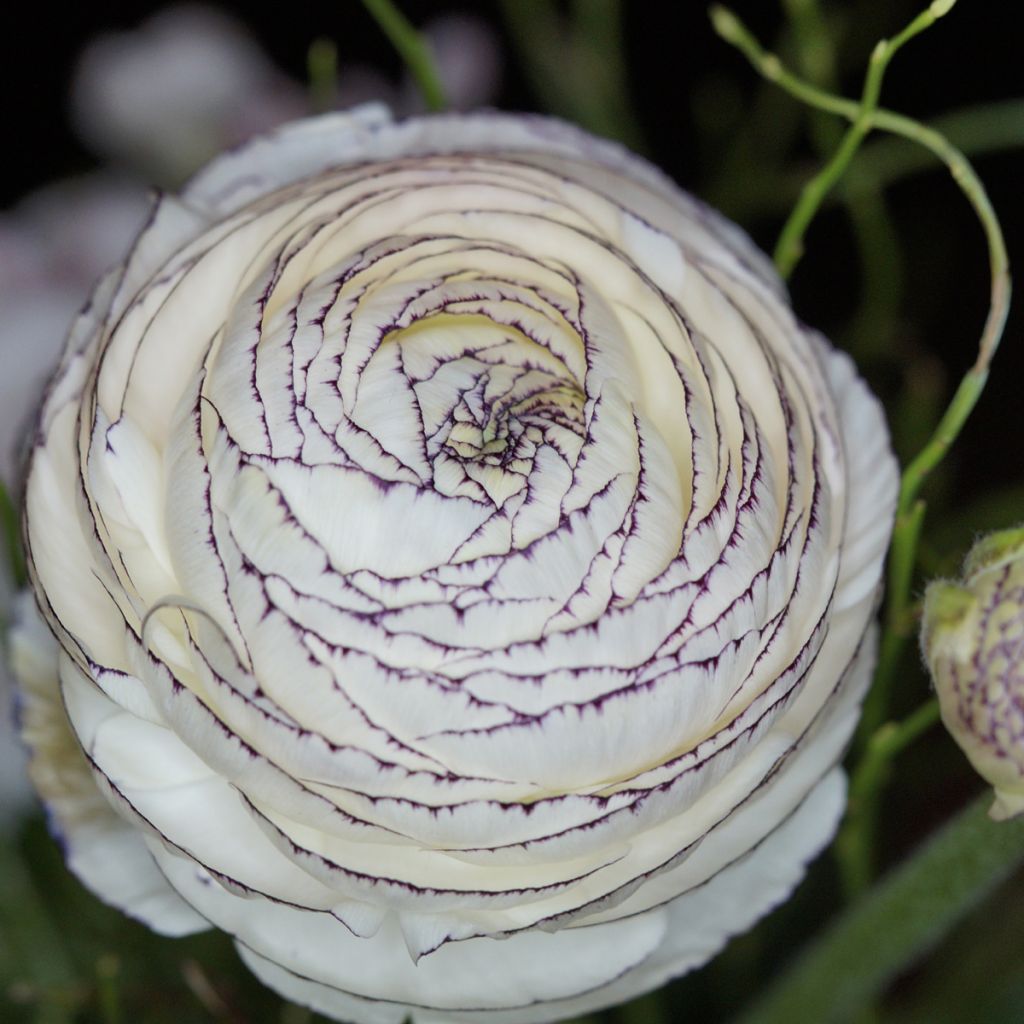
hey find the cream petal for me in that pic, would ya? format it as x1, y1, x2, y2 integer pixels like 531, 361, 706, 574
10, 599, 207, 936
156, 842, 669, 1013
13, 109, 899, 1024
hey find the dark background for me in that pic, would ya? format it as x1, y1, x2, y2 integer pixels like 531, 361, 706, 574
2, 0, 1021, 499
1, 3, 1022, 1021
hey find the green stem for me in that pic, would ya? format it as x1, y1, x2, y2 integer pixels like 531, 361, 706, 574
360, 0, 447, 112
836, 699, 941, 898
762, 0, 957, 277
711, 0, 1012, 748
708, 98, 1024, 222
732, 795, 1024, 1024
711, 3, 1009, 356
774, 121, 853, 276
899, 369, 992, 508
858, 371, 1001, 743
854, 98, 1024, 192
858, 499, 927, 741
781, 1, 904, 359
498, 0, 644, 151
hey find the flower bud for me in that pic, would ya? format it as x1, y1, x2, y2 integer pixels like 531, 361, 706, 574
923, 527, 1024, 820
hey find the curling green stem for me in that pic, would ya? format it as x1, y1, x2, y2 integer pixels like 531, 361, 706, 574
847, 98, 1024, 199
360, 0, 447, 111
858, 498, 927, 741
711, 2, 1008, 350
711, 0, 1011, 751
708, 98, 1024, 222
781, 1, 904, 359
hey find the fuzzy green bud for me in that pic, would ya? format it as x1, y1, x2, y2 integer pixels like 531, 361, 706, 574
921, 532, 1024, 819
922, 527, 1024, 820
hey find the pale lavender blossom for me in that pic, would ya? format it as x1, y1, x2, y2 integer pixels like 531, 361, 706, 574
71, 5, 307, 184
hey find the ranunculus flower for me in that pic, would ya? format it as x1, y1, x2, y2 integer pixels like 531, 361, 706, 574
10, 107, 897, 1022
922, 526, 1024, 821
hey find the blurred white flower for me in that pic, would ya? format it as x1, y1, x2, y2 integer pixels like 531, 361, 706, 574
0, 174, 150, 484
70, 3, 501, 186
71, 4, 307, 183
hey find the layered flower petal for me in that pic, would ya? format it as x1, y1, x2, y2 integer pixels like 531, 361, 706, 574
12, 108, 897, 1021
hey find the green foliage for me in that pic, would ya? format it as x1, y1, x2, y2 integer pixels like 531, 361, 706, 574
733, 798, 1024, 1024
0, 822, 333, 1024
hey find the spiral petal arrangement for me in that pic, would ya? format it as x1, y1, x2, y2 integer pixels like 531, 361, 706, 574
14, 108, 898, 1022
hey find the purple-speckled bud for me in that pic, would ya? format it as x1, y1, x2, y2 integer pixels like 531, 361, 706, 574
923, 527, 1024, 821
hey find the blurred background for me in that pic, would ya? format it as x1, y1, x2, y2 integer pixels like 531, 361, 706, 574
1, 2, 1022, 1022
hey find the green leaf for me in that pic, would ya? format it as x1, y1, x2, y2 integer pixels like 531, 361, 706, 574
731, 795, 1024, 1024
0, 835, 81, 1023
359, 0, 447, 111
498, 0, 644, 151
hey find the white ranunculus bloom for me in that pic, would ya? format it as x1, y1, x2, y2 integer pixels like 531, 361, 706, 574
10, 108, 897, 1022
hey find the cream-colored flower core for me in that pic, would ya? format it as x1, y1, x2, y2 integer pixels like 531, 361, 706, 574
13, 108, 897, 1023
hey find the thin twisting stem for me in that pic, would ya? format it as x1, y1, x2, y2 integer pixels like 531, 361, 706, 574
711, 1, 1010, 730
710, 2, 1012, 889
718, 0, 959, 278
781, 0, 905, 361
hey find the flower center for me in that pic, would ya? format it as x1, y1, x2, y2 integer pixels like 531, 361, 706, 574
366, 308, 587, 508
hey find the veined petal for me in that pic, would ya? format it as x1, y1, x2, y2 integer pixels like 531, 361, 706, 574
13, 110, 897, 1024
